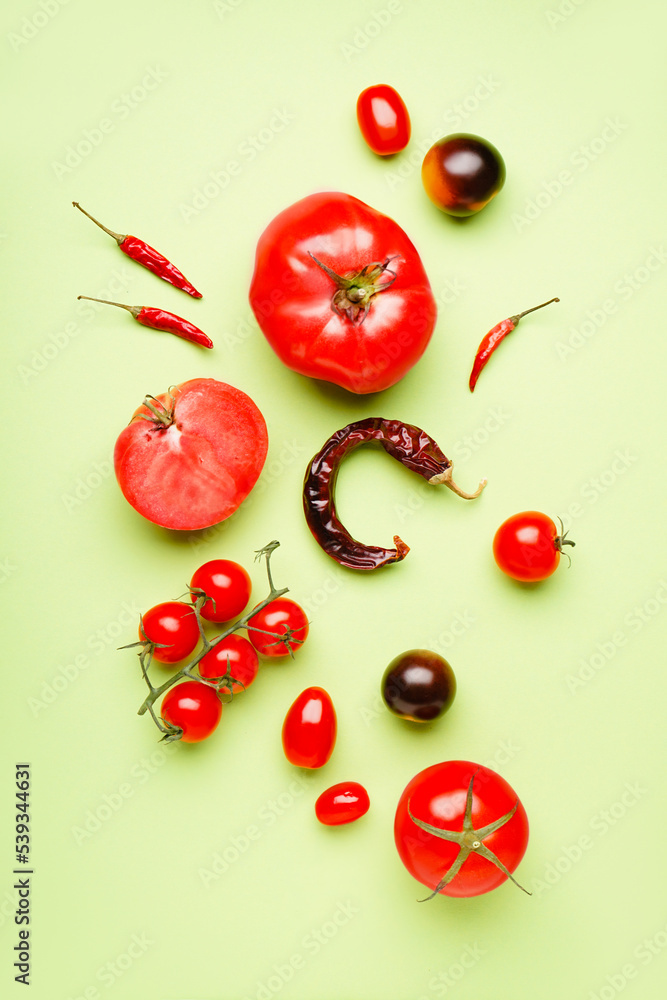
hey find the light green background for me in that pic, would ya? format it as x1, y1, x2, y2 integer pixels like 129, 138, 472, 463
2, 0, 666, 998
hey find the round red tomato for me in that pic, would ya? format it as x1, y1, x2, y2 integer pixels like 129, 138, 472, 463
356, 84, 411, 155
114, 378, 268, 530
246, 598, 309, 657
249, 192, 437, 394
190, 559, 251, 622
161, 681, 222, 743
199, 634, 259, 694
315, 782, 370, 825
282, 687, 337, 768
140, 601, 200, 663
493, 511, 573, 582
395, 761, 529, 898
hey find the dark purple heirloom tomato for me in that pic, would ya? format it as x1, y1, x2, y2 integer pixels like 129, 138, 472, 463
381, 649, 456, 722
422, 134, 505, 217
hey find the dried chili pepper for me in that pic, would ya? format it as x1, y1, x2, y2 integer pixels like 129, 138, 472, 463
72, 202, 202, 298
77, 296, 213, 349
303, 418, 486, 571
469, 297, 559, 392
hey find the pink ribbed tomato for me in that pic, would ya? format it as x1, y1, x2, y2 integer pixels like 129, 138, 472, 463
114, 378, 267, 530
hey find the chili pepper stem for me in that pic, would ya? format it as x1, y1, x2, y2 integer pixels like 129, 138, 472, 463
72, 202, 125, 243
509, 297, 559, 324
428, 466, 487, 499
77, 295, 140, 317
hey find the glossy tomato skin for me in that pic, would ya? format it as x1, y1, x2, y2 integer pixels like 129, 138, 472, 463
161, 681, 222, 742
190, 559, 251, 622
395, 761, 529, 898
381, 649, 456, 722
246, 599, 309, 657
140, 601, 200, 663
249, 192, 437, 393
316, 782, 370, 825
114, 378, 268, 530
422, 134, 505, 217
282, 687, 337, 768
493, 511, 560, 582
357, 85, 411, 155
199, 634, 259, 694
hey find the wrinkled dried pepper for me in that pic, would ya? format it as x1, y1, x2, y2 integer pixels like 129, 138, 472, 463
303, 418, 486, 570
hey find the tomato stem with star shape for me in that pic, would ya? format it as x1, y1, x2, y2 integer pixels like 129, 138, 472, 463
408, 769, 531, 899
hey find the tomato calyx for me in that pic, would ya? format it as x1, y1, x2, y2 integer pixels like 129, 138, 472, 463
308, 252, 399, 324
137, 390, 177, 429
554, 517, 576, 565
407, 770, 531, 899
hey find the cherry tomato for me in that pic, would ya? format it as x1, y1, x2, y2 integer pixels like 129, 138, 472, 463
356, 84, 411, 156
161, 681, 222, 743
246, 598, 309, 657
199, 634, 259, 694
315, 782, 370, 826
114, 378, 268, 530
381, 649, 456, 722
421, 134, 505, 217
395, 761, 529, 898
190, 559, 251, 622
140, 601, 200, 663
282, 687, 337, 768
493, 510, 574, 582
249, 192, 437, 394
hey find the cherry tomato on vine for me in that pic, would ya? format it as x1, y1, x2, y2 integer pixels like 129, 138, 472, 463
356, 84, 411, 156
246, 598, 309, 657
199, 634, 259, 694
190, 559, 252, 622
394, 761, 530, 899
282, 687, 337, 768
161, 681, 222, 743
140, 601, 200, 663
493, 511, 574, 582
315, 782, 370, 825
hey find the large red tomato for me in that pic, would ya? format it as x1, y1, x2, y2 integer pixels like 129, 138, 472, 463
114, 378, 268, 530
249, 192, 437, 394
395, 761, 529, 898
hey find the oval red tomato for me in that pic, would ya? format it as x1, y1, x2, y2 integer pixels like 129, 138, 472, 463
114, 378, 268, 530
395, 761, 529, 898
282, 687, 337, 768
356, 84, 411, 155
493, 511, 572, 582
161, 681, 222, 743
249, 192, 437, 394
140, 601, 200, 663
315, 782, 370, 826
190, 559, 252, 622
246, 598, 309, 657
199, 634, 259, 694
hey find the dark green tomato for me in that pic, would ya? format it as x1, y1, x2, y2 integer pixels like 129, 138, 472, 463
381, 649, 456, 722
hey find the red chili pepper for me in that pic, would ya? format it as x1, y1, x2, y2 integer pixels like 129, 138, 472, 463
72, 202, 202, 298
77, 296, 213, 348
469, 297, 560, 392
303, 417, 486, 570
